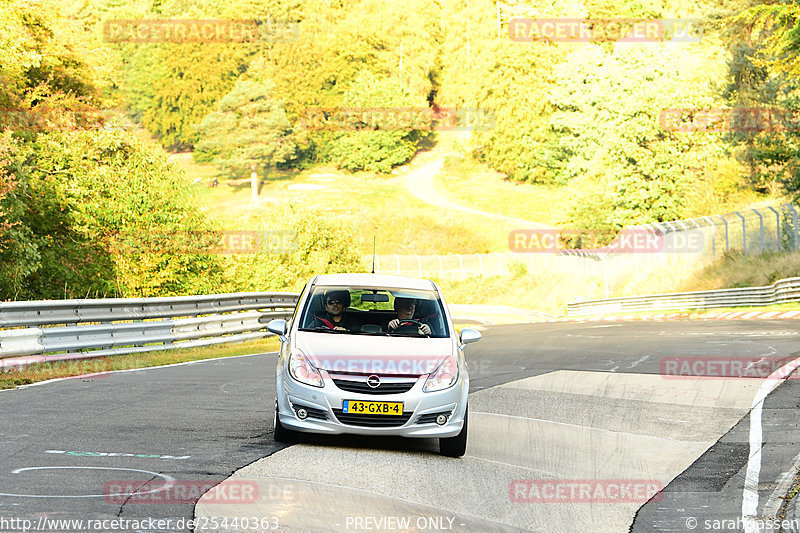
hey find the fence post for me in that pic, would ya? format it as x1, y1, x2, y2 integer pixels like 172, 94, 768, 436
767, 206, 780, 249
717, 215, 729, 251
789, 204, 800, 250
735, 211, 746, 253
752, 209, 764, 252
703, 216, 715, 256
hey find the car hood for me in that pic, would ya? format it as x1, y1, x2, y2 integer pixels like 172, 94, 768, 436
295, 331, 454, 376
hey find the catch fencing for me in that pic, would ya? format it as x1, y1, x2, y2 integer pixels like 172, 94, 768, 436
637, 203, 800, 257
372, 204, 800, 296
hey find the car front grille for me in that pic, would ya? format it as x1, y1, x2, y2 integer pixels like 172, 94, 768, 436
332, 379, 416, 395
332, 409, 413, 428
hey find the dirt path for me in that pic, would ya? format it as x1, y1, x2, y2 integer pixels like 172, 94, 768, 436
403, 149, 551, 229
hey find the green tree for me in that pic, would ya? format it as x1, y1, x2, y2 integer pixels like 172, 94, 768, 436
194, 80, 296, 203
544, 42, 728, 228
0, 118, 226, 299
109, 0, 262, 149
728, 4, 800, 199
0, 134, 18, 249
319, 70, 430, 173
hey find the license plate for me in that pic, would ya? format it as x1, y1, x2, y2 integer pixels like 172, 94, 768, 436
343, 400, 404, 416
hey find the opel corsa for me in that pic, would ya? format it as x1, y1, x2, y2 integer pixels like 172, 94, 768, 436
267, 273, 481, 457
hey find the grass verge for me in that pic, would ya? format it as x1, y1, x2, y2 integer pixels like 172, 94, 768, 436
0, 336, 281, 390
680, 249, 800, 291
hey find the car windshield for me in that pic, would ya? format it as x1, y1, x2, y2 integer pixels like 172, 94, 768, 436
297, 286, 450, 338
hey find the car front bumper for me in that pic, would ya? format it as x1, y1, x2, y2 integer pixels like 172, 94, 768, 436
276, 372, 469, 438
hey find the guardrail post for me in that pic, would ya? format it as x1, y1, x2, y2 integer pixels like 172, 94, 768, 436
752, 209, 764, 252
735, 211, 746, 253
767, 206, 780, 249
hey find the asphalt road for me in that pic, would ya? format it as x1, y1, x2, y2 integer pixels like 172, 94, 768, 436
0, 320, 798, 532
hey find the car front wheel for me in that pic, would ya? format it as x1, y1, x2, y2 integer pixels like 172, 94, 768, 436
439, 407, 468, 457
273, 399, 294, 443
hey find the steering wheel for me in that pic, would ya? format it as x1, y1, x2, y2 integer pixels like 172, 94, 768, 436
395, 319, 430, 336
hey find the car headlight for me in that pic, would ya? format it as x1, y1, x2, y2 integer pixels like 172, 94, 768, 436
288, 351, 324, 388
423, 355, 458, 392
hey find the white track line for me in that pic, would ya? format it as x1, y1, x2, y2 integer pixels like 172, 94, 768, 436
742, 355, 800, 532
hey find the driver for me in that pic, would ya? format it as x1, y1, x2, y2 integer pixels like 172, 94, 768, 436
312, 290, 358, 331
387, 297, 431, 335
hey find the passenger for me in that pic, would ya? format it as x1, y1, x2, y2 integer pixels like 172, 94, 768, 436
312, 290, 358, 331
387, 297, 432, 335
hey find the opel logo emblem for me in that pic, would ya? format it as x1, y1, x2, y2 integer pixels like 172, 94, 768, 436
366, 375, 381, 388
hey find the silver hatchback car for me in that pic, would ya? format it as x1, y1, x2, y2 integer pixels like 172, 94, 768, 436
267, 273, 481, 457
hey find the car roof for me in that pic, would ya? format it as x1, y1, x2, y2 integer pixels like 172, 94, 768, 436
313, 273, 437, 291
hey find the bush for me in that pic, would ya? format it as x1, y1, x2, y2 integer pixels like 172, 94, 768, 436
220, 206, 365, 292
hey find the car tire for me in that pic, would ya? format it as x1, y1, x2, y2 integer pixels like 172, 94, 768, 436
439, 407, 468, 457
273, 400, 294, 443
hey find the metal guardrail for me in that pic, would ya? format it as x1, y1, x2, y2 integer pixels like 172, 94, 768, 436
0, 292, 299, 369
0, 292, 298, 328
567, 277, 800, 316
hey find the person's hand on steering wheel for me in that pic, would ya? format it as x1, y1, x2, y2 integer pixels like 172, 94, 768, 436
388, 319, 431, 336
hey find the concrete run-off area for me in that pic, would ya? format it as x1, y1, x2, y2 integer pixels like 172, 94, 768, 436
196, 370, 762, 532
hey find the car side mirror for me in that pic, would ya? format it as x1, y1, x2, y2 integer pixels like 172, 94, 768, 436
267, 319, 288, 338
459, 328, 482, 347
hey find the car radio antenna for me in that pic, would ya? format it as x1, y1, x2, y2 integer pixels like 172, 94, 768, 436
371, 236, 376, 274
